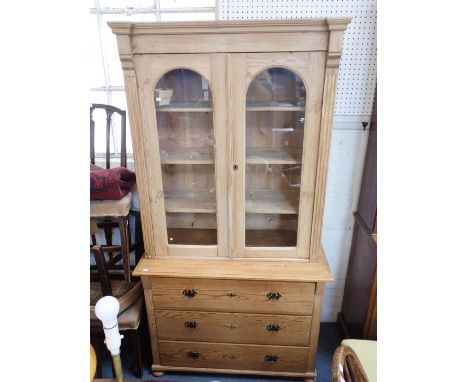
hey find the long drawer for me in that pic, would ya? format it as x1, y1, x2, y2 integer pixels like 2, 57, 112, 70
156, 310, 312, 346
151, 277, 315, 315
158, 340, 309, 373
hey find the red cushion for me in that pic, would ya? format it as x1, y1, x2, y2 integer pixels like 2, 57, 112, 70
90, 164, 136, 200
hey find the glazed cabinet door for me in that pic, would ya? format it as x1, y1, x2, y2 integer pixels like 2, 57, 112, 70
134, 54, 228, 257
228, 52, 327, 259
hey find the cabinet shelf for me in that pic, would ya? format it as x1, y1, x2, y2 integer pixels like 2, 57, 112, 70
161, 148, 214, 164
246, 101, 305, 112
246, 229, 297, 247
246, 147, 302, 164
167, 228, 217, 245
245, 189, 299, 214
164, 189, 216, 213
157, 101, 213, 112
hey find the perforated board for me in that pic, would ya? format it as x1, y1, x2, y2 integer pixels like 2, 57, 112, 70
218, 0, 377, 116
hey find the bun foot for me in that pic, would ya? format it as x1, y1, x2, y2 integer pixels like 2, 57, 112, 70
152, 371, 165, 377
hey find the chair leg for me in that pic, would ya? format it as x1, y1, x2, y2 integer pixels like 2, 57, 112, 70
103, 224, 114, 260
131, 329, 143, 378
118, 217, 131, 282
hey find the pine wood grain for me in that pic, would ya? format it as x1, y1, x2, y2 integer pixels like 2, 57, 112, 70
141, 277, 160, 364
158, 340, 309, 373
155, 310, 312, 346
211, 53, 229, 257
133, 249, 332, 282
164, 189, 216, 213
245, 190, 299, 214
150, 277, 315, 315
111, 18, 350, 382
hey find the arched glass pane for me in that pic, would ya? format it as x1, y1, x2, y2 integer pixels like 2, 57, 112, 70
155, 69, 217, 245
245, 67, 306, 247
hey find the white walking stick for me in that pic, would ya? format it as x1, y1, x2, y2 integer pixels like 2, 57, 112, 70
95, 296, 125, 382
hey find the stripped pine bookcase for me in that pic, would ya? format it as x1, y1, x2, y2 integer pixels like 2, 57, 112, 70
110, 18, 350, 381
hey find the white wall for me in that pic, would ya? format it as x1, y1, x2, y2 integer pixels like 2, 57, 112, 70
321, 120, 369, 321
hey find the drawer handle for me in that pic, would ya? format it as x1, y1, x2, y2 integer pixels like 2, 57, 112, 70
184, 320, 198, 329
226, 323, 238, 329
266, 292, 282, 301
182, 289, 197, 298
266, 324, 281, 332
227, 292, 237, 298
187, 351, 200, 359
264, 354, 279, 364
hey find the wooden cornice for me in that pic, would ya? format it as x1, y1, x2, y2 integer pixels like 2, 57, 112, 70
108, 18, 351, 36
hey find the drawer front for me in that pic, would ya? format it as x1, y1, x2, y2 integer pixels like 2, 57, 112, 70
156, 310, 312, 346
159, 340, 309, 373
151, 277, 315, 315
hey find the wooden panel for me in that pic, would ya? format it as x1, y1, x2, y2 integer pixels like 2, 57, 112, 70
245, 190, 299, 214
121, 69, 157, 258
151, 277, 316, 315
131, 32, 328, 54
167, 228, 216, 245
246, 148, 302, 164
160, 147, 214, 164
158, 340, 309, 373
211, 53, 229, 257
245, 52, 311, 84
244, 247, 297, 259
167, 245, 217, 257
307, 282, 324, 372
228, 53, 246, 257
296, 51, 327, 259
164, 189, 216, 213
141, 277, 160, 364
309, 66, 339, 260
363, 272, 377, 340
133, 250, 333, 282
245, 230, 297, 247
155, 310, 312, 346
133, 54, 217, 257
340, 218, 377, 339
109, 19, 351, 35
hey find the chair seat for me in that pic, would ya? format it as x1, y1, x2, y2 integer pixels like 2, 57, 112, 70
91, 297, 144, 331
90, 280, 142, 319
341, 339, 377, 382
90, 192, 132, 218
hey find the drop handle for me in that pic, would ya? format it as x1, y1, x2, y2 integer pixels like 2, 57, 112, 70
184, 320, 198, 329
187, 351, 200, 359
266, 324, 281, 332
182, 289, 197, 298
264, 354, 279, 364
266, 292, 282, 301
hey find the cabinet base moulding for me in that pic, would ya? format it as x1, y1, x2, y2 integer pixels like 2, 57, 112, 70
151, 364, 317, 381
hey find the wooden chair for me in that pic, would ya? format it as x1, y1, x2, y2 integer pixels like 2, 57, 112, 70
332, 345, 368, 382
90, 104, 144, 281
90, 244, 144, 378
332, 340, 376, 382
